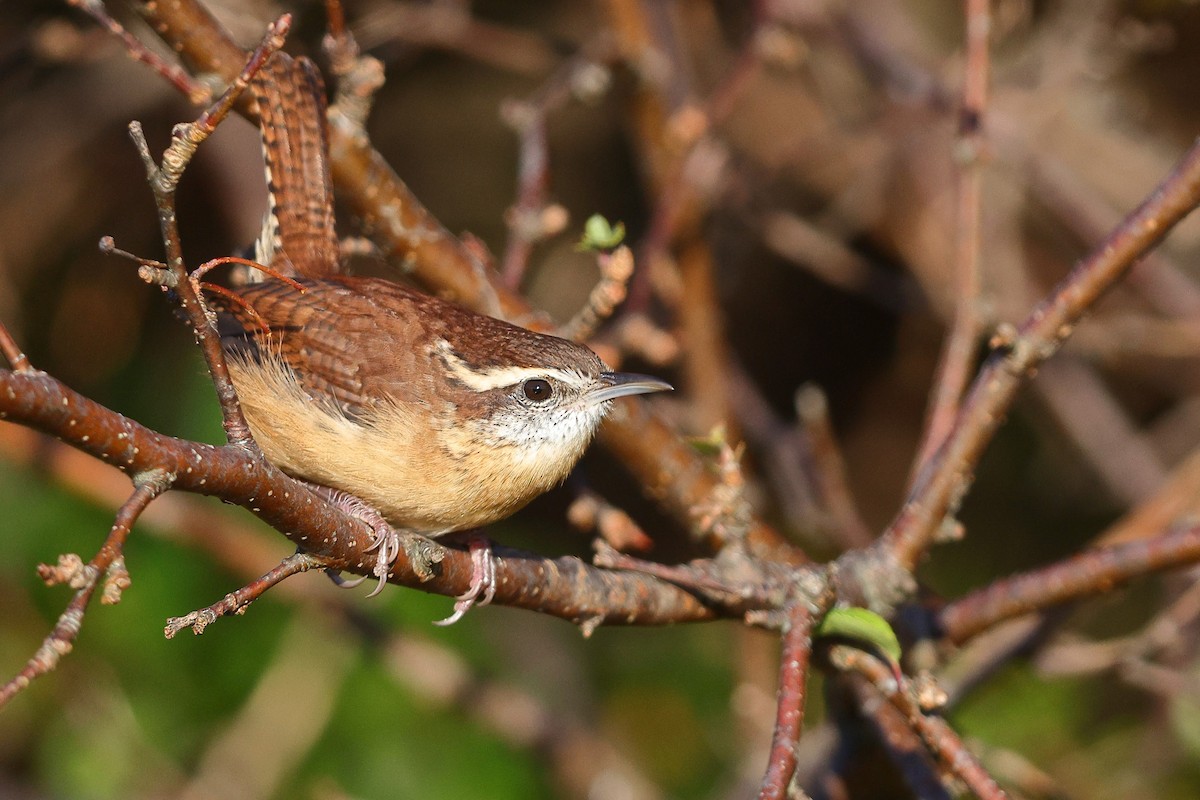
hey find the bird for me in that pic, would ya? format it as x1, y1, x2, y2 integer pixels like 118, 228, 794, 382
208, 52, 670, 623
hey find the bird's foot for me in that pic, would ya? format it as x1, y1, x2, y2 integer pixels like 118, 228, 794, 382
307, 485, 400, 597
433, 534, 497, 626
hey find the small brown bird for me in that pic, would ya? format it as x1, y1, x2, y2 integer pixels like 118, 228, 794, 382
214, 53, 669, 622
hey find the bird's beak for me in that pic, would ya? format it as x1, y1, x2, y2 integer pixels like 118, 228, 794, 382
590, 372, 674, 403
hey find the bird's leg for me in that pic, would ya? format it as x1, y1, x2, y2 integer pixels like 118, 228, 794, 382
302, 483, 400, 596
433, 533, 497, 626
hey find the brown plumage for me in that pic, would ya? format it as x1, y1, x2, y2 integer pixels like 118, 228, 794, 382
252, 52, 339, 279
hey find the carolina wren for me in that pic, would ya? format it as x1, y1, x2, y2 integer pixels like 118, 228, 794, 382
219, 276, 670, 534
213, 53, 670, 616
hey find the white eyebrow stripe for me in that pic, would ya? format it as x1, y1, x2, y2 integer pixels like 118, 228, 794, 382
434, 341, 585, 391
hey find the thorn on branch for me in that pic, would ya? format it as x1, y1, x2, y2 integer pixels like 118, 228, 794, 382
99, 235, 174, 288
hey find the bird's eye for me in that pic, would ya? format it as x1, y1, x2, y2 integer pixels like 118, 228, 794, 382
522, 378, 553, 402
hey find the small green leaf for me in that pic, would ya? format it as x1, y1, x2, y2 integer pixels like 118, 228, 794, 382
577, 214, 626, 251
816, 607, 902, 663
686, 424, 728, 456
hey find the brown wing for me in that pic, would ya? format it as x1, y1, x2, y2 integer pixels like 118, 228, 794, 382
253, 52, 340, 278
218, 278, 435, 415
217, 276, 603, 417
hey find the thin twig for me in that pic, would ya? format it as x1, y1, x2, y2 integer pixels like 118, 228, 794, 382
0, 474, 169, 707
0, 321, 31, 372
67, 0, 210, 103
795, 384, 874, 549
559, 245, 636, 342
834, 674, 952, 799
501, 107, 551, 289
165, 552, 325, 636
913, 0, 992, 470
127, 14, 291, 449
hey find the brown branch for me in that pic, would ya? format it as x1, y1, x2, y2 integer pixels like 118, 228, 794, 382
884, 136, 1200, 572
165, 552, 326, 636
758, 595, 832, 800
795, 384, 874, 549
828, 646, 1009, 800
940, 519, 1200, 644
936, 449, 1200, 701
68, 0, 210, 103
913, 0, 991, 469
352, 2, 559, 76
501, 105, 551, 289
559, 245, 635, 343
832, 674, 953, 800
676, 237, 735, 433
0, 474, 167, 707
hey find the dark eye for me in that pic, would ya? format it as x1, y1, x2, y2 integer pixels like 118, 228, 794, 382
522, 378, 553, 402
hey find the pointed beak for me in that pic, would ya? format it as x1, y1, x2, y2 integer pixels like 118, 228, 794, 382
590, 371, 674, 404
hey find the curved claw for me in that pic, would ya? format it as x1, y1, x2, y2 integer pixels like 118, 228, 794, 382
433, 536, 496, 626
305, 483, 400, 598
325, 568, 368, 589
366, 527, 401, 598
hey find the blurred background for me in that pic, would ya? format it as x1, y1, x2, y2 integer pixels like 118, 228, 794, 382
4, 0, 1200, 797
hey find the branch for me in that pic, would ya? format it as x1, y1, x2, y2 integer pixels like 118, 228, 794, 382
885, 136, 1200, 571
758, 594, 832, 800
913, 0, 991, 469
128, 13, 292, 448
939, 519, 1200, 644
0, 474, 167, 706
828, 646, 1009, 800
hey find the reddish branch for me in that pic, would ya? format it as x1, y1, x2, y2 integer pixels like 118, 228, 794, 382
828, 646, 1009, 799
914, 0, 991, 469
0, 475, 166, 706
940, 520, 1200, 645
69, 0, 210, 103
836, 675, 952, 799
0, 322, 30, 372
501, 102, 551, 289
795, 385, 873, 549
884, 136, 1200, 572
758, 595, 832, 800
